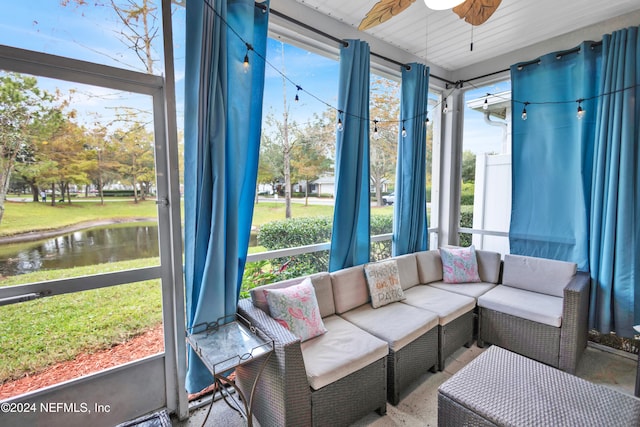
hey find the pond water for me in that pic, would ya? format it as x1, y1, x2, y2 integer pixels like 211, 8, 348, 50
0, 224, 159, 277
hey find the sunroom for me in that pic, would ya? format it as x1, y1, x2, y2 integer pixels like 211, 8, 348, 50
0, 0, 639, 426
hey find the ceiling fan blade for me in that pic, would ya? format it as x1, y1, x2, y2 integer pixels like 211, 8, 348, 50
453, 0, 502, 26
358, 0, 416, 31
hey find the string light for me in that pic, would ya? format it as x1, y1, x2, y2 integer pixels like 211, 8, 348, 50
576, 99, 585, 119
373, 120, 380, 140
243, 43, 253, 73
204, 0, 640, 133
483, 94, 489, 110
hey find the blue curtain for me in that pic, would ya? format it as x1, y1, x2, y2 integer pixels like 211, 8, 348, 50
392, 63, 430, 256
510, 42, 601, 271
184, 0, 269, 394
589, 26, 640, 337
329, 40, 371, 271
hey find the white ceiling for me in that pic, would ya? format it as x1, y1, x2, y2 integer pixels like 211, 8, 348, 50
269, 0, 640, 84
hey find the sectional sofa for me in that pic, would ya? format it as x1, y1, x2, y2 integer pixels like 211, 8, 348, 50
235, 248, 589, 427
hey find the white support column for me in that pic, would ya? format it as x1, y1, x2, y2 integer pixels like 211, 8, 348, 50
438, 89, 464, 247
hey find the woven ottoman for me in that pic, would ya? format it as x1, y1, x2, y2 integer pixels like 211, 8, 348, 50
438, 346, 640, 426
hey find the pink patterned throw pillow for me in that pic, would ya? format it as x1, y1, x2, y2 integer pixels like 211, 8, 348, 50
439, 245, 482, 284
264, 278, 327, 342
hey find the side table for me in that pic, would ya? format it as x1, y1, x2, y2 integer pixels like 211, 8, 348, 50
187, 314, 274, 426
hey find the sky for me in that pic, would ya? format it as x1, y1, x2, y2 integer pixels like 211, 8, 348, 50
0, 1, 509, 154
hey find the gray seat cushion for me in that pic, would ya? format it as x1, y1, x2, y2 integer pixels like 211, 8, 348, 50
340, 302, 438, 352
478, 285, 563, 327
300, 314, 388, 390
428, 281, 496, 300
402, 285, 476, 325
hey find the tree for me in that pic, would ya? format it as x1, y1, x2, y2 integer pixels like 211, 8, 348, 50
462, 150, 476, 183
113, 124, 154, 203
257, 132, 284, 198
0, 73, 56, 223
62, 0, 161, 74
291, 133, 331, 206
370, 77, 400, 206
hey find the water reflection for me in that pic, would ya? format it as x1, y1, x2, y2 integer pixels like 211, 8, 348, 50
0, 225, 159, 277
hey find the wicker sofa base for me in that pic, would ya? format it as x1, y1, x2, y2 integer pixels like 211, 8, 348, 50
311, 357, 387, 427
439, 310, 474, 371
388, 326, 438, 405
477, 307, 560, 368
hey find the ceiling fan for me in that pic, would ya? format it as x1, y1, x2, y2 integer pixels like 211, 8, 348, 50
359, 0, 502, 31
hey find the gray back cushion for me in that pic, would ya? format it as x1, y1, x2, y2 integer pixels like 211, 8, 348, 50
502, 254, 576, 297
394, 253, 420, 290
250, 272, 335, 318
476, 250, 502, 284
331, 265, 369, 314
415, 250, 443, 284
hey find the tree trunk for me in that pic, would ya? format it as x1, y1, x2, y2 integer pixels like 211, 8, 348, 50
305, 179, 309, 206
281, 44, 292, 219
50, 182, 56, 206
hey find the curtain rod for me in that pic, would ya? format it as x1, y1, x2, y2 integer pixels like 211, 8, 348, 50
256, 2, 455, 86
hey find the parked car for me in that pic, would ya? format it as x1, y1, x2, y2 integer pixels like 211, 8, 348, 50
382, 192, 395, 205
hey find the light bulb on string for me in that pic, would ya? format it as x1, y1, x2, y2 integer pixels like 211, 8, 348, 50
483, 95, 489, 110
443, 102, 449, 114
373, 120, 380, 140
576, 99, 585, 120
425, 115, 430, 126
337, 110, 344, 132
242, 42, 253, 73
295, 85, 302, 103
521, 102, 529, 121
401, 121, 407, 138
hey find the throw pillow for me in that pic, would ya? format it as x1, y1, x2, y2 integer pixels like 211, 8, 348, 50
264, 278, 327, 342
364, 260, 406, 308
439, 245, 482, 284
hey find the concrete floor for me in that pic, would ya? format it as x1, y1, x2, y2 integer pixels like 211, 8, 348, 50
171, 343, 638, 427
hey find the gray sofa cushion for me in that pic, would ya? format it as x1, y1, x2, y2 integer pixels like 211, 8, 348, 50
394, 253, 420, 290
300, 314, 388, 390
415, 250, 443, 284
402, 285, 476, 325
502, 254, 576, 298
250, 272, 335, 318
331, 265, 368, 314
428, 281, 496, 300
476, 250, 501, 284
340, 302, 438, 352
478, 285, 563, 327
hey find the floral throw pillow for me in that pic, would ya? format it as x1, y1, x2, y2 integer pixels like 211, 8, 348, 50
439, 245, 482, 284
364, 260, 406, 308
264, 278, 327, 342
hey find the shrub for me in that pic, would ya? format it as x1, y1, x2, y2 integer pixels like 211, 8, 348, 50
460, 182, 475, 206
257, 216, 332, 274
371, 213, 393, 261
458, 209, 473, 247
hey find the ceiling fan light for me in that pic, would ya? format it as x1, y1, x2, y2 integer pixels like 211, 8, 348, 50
424, 0, 465, 11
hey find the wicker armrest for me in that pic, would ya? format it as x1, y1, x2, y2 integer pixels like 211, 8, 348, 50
559, 271, 591, 373
238, 298, 300, 347
236, 298, 312, 426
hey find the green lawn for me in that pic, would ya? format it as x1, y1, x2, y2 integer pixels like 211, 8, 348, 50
0, 258, 161, 382
0, 199, 158, 237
